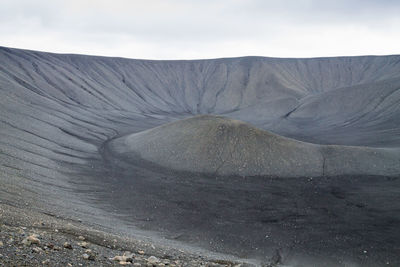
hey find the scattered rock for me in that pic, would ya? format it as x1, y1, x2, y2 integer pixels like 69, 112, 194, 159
78, 235, 85, 241
32, 247, 43, 253
147, 256, 160, 264
82, 253, 95, 261
22, 234, 40, 246
119, 261, 132, 265
112, 252, 136, 265
28, 234, 40, 244
63, 242, 73, 249
78, 241, 89, 248
45, 243, 54, 250
84, 249, 96, 261
0, 218, 239, 267
111, 255, 126, 261
124, 251, 135, 262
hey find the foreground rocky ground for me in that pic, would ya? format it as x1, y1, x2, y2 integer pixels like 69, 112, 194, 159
0, 203, 252, 267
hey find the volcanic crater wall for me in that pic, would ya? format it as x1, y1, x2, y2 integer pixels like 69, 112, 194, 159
0, 46, 400, 191
1, 47, 400, 267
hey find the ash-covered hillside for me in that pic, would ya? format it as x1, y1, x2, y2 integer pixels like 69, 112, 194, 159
1, 46, 400, 266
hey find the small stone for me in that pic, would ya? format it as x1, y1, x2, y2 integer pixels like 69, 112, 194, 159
32, 247, 43, 253
133, 263, 141, 267
78, 241, 89, 248
124, 251, 135, 262
22, 235, 40, 246
28, 234, 40, 244
138, 250, 145, 255
83, 249, 96, 261
53, 246, 62, 251
111, 255, 126, 262
78, 235, 85, 241
82, 253, 95, 261
0, 241, 3, 247
63, 242, 73, 249
67, 264, 72, 267
42, 259, 50, 265
147, 256, 160, 264
119, 261, 132, 265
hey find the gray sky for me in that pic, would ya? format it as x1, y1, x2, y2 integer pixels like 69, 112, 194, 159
1, 0, 400, 59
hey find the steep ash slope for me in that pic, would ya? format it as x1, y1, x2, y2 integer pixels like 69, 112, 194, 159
274, 77, 400, 146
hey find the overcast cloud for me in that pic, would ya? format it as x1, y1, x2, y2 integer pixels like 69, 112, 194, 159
1, 0, 399, 59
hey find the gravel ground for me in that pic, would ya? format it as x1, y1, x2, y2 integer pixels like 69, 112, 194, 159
0, 203, 253, 267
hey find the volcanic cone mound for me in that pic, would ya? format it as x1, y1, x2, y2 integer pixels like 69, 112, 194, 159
107, 115, 400, 177
107, 115, 324, 176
